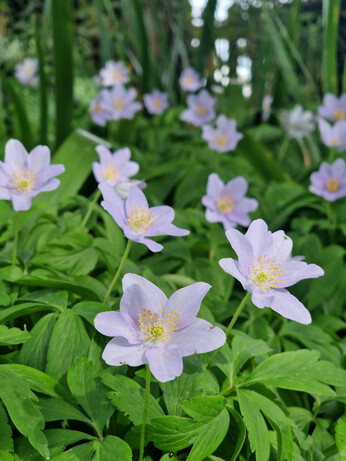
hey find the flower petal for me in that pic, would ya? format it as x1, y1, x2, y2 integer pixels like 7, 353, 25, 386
5, 139, 28, 170
28, 145, 51, 171
102, 337, 146, 366
269, 289, 312, 324
225, 228, 253, 276
219, 258, 248, 288
125, 186, 149, 215
94, 311, 140, 344
279, 261, 324, 287
206, 173, 224, 197
244, 219, 273, 258
122, 273, 168, 311
12, 195, 32, 211
145, 344, 183, 382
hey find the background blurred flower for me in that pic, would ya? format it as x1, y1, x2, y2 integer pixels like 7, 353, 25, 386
89, 91, 111, 126
180, 89, 215, 126
94, 273, 226, 382
318, 119, 346, 151
92, 145, 139, 187
262, 95, 273, 121
219, 219, 324, 324
0, 139, 65, 211
202, 173, 258, 230
309, 158, 346, 202
202, 115, 243, 153
143, 90, 169, 114
101, 85, 142, 121
179, 68, 202, 92
114, 179, 146, 200
317, 93, 346, 122
99, 60, 130, 87
280, 105, 315, 139
99, 183, 189, 252
15, 57, 38, 87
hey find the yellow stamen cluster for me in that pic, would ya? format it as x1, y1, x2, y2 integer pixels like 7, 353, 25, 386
10, 168, 36, 193
112, 70, 121, 81
329, 137, 341, 147
183, 76, 193, 86
217, 195, 234, 214
114, 99, 125, 110
93, 103, 102, 114
196, 105, 207, 116
138, 307, 180, 343
326, 177, 339, 192
103, 164, 118, 181
214, 134, 228, 148
128, 205, 155, 233
333, 109, 345, 121
153, 99, 161, 108
250, 254, 286, 290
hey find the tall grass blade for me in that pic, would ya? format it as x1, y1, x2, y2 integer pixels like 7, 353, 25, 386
322, 0, 341, 94
197, 0, 217, 74
93, 0, 111, 64
35, 16, 48, 145
287, 0, 301, 44
129, 0, 150, 93
52, 0, 73, 148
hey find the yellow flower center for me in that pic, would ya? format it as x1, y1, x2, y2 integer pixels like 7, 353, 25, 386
217, 195, 234, 214
10, 168, 36, 193
103, 164, 118, 181
329, 137, 341, 147
112, 70, 122, 82
114, 99, 125, 110
153, 99, 161, 108
138, 307, 180, 344
214, 134, 228, 147
128, 205, 155, 233
94, 103, 102, 114
250, 255, 286, 290
333, 109, 345, 121
326, 177, 339, 192
196, 105, 207, 116
183, 76, 193, 86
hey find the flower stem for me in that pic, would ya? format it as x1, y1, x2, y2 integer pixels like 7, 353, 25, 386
81, 189, 102, 229
138, 365, 151, 461
207, 291, 251, 369
12, 211, 21, 266
278, 135, 290, 161
297, 138, 311, 168
324, 200, 336, 243
103, 239, 132, 305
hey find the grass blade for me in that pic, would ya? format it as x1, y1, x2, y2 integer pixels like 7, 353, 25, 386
35, 15, 48, 145
197, 0, 217, 74
322, 0, 341, 94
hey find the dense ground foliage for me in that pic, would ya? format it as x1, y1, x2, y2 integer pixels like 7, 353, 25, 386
0, 1, 346, 460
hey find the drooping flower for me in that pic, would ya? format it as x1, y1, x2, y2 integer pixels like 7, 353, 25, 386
317, 93, 346, 122
99, 183, 189, 252
309, 158, 346, 202
179, 68, 202, 92
101, 85, 142, 121
202, 115, 243, 153
143, 90, 169, 115
202, 173, 258, 230
219, 219, 324, 324
262, 95, 273, 121
15, 58, 39, 87
180, 89, 216, 127
94, 273, 226, 382
280, 105, 315, 139
99, 60, 130, 87
89, 91, 111, 126
92, 145, 139, 187
114, 179, 147, 200
0, 139, 65, 211
318, 119, 346, 152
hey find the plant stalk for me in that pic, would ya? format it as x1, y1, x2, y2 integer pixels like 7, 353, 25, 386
103, 239, 132, 305
81, 189, 102, 229
138, 365, 151, 461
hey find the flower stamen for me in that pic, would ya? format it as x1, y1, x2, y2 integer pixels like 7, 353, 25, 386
333, 109, 345, 121
138, 307, 180, 344
128, 205, 155, 233
250, 255, 286, 290
217, 195, 234, 214
103, 164, 118, 181
10, 168, 36, 193
326, 177, 339, 192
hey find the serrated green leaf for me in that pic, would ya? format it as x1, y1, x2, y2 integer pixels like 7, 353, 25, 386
335, 417, 346, 457
0, 325, 30, 345
0, 403, 13, 452
92, 435, 132, 461
38, 397, 92, 426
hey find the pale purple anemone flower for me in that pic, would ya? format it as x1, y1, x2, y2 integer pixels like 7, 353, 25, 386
99, 183, 189, 252
202, 115, 243, 153
202, 173, 258, 230
0, 139, 65, 211
318, 119, 346, 152
101, 85, 142, 121
309, 158, 346, 202
92, 145, 139, 187
99, 60, 130, 87
179, 68, 202, 92
180, 89, 216, 127
317, 93, 346, 122
15, 58, 38, 87
94, 273, 226, 382
280, 105, 315, 139
89, 91, 110, 126
143, 90, 169, 115
262, 95, 273, 121
219, 219, 324, 324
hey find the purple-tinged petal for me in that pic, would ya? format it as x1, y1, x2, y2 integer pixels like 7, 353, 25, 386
205, 209, 223, 223
251, 292, 274, 309
223, 176, 248, 199
225, 228, 253, 275
0, 187, 11, 199
125, 186, 149, 215
165, 282, 211, 329
170, 318, 226, 355
94, 311, 140, 344
244, 219, 273, 258
5, 139, 28, 169
140, 237, 163, 252
219, 258, 248, 288
27, 145, 51, 171
120, 283, 163, 322
102, 337, 146, 366
206, 173, 224, 197
145, 344, 183, 382
278, 261, 324, 288
269, 289, 312, 324
37, 178, 60, 192
271, 230, 293, 261
95, 144, 112, 164
12, 195, 32, 211
122, 273, 167, 307
101, 197, 127, 229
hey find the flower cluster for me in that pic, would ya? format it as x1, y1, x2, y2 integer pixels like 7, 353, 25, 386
143, 90, 169, 115
317, 94, 346, 151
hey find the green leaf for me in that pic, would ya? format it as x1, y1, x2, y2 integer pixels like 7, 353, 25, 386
45, 429, 95, 451
46, 310, 90, 381
67, 358, 114, 437
101, 373, 164, 425
49, 442, 95, 460
0, 366, 49, 459
92, 435, 132, 461
237, 389, 270, 461
226, 407, 246, 461
0, 325, 30, 345
335, 417, 346, 457
0, 452, 14, 461
241, 350, 337, 395
322, 0, 341, 94
237, 390, 293, 461
73, 302, 111, 326
19, 289, 68, 310
0, 403, 13, 452
39, 397, 92, 426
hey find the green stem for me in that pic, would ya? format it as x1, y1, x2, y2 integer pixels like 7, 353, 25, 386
81, 189, 102, 229
297, 138, 311, 168
278, 135, 290, 161
138, 365, 151, 461
103, 239, 132, 305
324, 200, 336, 243
12, 211, 21, 266
207, 291, 251, 369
